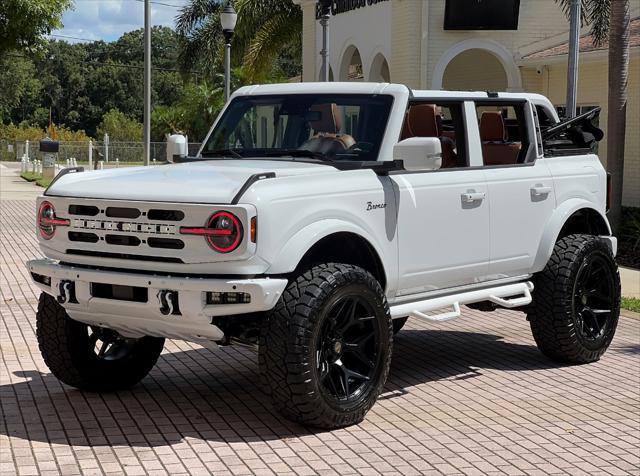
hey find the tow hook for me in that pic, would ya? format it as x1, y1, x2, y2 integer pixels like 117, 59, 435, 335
57, 280, 78, 304
158, 290, 181, 316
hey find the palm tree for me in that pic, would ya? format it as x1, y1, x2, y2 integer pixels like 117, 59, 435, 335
556, 0, 630, 233
235, 0, 302, 81
605, 1, 630, 233
175, 0, 302, 82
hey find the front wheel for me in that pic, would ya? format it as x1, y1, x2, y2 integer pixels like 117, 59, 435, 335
36, 292, 165, 391
259, 263, 392, 429
527, 234, 621, 363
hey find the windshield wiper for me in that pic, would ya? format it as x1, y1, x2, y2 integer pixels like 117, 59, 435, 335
201, 148, 244, 158
263, 149, 332, 162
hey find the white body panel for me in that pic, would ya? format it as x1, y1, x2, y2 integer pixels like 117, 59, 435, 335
28, 83, 614, 344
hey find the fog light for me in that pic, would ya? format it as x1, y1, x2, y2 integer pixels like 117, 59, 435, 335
206, 292, 251, 305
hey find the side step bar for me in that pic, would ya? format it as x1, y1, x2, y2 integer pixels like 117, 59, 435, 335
390, 281, 534, 323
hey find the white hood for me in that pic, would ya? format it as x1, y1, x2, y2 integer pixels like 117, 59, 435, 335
45, 159, 335, 204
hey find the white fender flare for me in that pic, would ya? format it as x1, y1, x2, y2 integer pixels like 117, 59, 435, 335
532, 199, 611, 272
264, 219, 390, 279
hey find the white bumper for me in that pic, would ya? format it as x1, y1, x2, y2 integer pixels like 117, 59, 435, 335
27, 259, 288, 344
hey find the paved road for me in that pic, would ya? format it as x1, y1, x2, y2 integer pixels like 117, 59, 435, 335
0, 162, 42, 201
1, 200, 639, 476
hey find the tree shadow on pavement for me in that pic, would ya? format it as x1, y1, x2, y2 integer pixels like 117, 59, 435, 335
0, 328, 564, 448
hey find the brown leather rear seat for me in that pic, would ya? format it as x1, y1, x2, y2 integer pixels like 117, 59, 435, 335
479, 112, 521, 166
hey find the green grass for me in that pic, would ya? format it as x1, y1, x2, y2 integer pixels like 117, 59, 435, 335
20, 172, 53, 188
622, 297, 640, 313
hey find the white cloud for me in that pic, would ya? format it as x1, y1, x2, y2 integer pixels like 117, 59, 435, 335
52, 0, 190, 43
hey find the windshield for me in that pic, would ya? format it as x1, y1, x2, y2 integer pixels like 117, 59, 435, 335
201, 94, 394, 162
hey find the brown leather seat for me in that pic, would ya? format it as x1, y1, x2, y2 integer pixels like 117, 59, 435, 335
300, 103, 355, 155
401, 104, 459, 168
479, 112, 521, 166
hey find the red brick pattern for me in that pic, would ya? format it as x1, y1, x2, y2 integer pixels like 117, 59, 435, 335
1, 200, 639, 475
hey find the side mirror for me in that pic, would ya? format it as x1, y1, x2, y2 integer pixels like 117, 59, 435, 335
166, 134, 187, 163
393, 137, 442, 171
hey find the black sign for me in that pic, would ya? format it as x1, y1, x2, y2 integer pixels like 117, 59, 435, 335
444, 0, 520, 30
39, 139, 59, 153
316, 0, 389, 19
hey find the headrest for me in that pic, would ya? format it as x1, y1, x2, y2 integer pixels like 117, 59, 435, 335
480, 112, 506, 142
309, 103, 342, 134
407, 104, 439, 138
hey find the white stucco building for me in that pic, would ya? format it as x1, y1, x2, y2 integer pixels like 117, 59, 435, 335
293, 0, 640, 207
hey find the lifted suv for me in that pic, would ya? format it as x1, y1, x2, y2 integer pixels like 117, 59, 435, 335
28, 83, 620, 429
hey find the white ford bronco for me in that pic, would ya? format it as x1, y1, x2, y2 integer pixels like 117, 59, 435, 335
28, 83, 620, 429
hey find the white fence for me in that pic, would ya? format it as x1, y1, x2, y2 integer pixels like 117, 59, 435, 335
1, 140, 202, 165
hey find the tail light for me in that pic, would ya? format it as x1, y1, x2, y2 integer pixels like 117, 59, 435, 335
606, 172, 612, 213
180, 211, 243, 253
38, 201, 70, 240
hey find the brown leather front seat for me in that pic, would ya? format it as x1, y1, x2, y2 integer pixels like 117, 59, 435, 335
479, 112, 522, 166
300, 103, 355, 155
401, 104, 458, 168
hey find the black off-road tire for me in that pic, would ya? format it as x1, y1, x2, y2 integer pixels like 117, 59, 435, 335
36, 292, 165, 391
527, 234, 620, 364
392, 316, 408, 334
259, 263, 392, 429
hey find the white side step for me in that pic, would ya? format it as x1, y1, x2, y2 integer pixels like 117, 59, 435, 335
390, 281, 534, 323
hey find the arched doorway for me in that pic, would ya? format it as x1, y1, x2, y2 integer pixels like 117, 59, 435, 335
442, 49, 508, 91
340, 46, 364, 81
368, 53, 390, 82
432, 39, 522, 92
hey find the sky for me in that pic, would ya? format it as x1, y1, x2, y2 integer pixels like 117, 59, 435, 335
51, 0, 192, 43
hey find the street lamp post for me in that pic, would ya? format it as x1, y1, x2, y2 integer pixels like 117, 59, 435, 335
220, 3, 237, 102
143, 0, 151, 166
318, 0, 332, 82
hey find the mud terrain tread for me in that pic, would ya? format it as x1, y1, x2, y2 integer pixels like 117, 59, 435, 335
36, 292, 164, 391
527, 234, 620, 363
259, 263, 392, 429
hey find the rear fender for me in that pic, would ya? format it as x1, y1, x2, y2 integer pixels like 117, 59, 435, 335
533, 199, 611, 272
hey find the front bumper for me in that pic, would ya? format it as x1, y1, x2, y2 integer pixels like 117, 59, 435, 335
27, 259, 288, 344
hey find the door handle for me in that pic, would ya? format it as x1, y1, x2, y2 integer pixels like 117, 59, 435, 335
530, 185, 552, 196
461, 192, 485, 203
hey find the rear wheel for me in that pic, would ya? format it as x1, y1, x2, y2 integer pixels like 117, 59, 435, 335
259, 263, 392, 429
527, 234, 620, 363
36, 292, 165, 391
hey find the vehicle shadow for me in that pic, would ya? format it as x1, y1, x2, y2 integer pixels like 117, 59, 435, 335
0, 328, 563, 448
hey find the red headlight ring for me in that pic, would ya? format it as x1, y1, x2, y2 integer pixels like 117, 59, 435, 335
38, 201, 70, 240
205, 211, 243, 253
180, 211, 243, 253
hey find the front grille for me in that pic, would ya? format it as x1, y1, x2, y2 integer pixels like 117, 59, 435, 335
69, 205, 99, 216
67, 249, 184, 263
105, 234, 141, 247
105, 207, 141, 219
147, 209, 185, 221
147, 237, 185, 249
69, 231, 99, 243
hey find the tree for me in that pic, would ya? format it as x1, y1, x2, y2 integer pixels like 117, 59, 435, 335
97, 109, 142, 142
556, 0, 629, 232
0, 0, 72, 55
605, 1, 630, 232
176, 0, 302, 81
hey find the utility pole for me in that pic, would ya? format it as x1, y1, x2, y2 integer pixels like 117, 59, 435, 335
565, 0, 581, 118
143, 0, 151, 166
318, 0, 332, 82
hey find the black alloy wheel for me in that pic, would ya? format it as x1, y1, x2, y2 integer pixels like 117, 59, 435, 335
572, 254, 617, 347
316, 295, 382, 403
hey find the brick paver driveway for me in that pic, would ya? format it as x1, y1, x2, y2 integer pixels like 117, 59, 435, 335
1, 199, 639, 476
